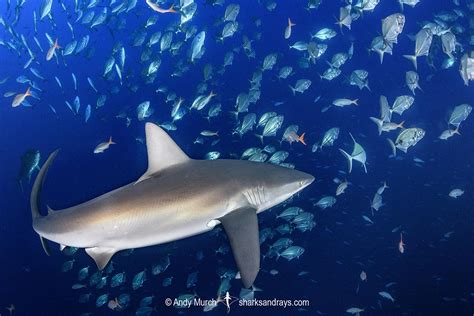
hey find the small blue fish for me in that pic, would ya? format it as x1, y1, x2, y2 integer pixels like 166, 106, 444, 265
379, 291, 395, 302
85, 104, 91, 123
30, 68, 44, 80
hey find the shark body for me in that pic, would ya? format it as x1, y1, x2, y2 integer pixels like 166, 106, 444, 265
31, 123, 314, 287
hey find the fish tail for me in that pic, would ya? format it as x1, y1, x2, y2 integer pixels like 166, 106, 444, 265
288, 18, 295, 27
339, 148, 353, 173
403, 55, 418, 70
398, 0, 404, 11
353, 99, 359, 106
31, 149, 60, 256
288, 85, 296, 95
417, 83, 424, 92
25, 86, 31, 97
454, 126, 461, 135
109, 137, 116, 145
399, 121, 405, 129
377, 50, 384, 64
255, 134, 264, 144
298, 133, 306, 145
229, 111, 239, 121
369, 117, 383, 135
168, 5, 177, 13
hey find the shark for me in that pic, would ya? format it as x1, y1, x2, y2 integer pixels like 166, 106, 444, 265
31, 123, 314, 287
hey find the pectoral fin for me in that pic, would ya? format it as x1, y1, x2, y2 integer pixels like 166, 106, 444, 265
219, 207, 260, 288
40, 236, 51, 256
85, 247, 117, 270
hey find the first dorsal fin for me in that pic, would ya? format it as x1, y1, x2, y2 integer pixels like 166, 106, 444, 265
137, 123, 190, 183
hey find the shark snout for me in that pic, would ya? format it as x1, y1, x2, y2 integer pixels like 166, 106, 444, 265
299, 173, 315, 188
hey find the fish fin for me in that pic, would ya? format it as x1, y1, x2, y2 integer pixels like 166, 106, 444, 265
349, 132, 356, 143
298, 133, 306, 145
403, 55, 418, 70
387, 139, 396, 157
398, 0, 404, 11
40, 236, 51, 256
59, 244, 66, 251
288, 85, 296, 95
369, 117, 383, 135
85, 247, 117, 270
339, 148, 353, 173
137, 123, 190, 183
219, 207, 260, 288
377, 50, 384, 64
47, 205, 55, 215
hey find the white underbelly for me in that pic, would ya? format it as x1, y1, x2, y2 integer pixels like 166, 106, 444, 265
107, 218, 216, 250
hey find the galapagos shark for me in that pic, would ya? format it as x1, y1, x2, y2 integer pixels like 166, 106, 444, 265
31, 123, 314, 287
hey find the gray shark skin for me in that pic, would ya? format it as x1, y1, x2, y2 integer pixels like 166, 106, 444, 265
31, 123, 314, 287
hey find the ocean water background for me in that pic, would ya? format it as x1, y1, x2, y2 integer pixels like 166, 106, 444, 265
0, 0, 473, 315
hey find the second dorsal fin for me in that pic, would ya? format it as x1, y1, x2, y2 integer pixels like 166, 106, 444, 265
137, 123, 190, 183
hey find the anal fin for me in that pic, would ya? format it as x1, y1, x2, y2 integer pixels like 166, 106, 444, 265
219, 207, 260, 288
85, 247, 117, 270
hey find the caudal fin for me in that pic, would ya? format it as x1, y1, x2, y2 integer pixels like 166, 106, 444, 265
369, 117, 383, 135
288, 85, 296, 95
403, 54, 418, 70
31, 149, 60, 256
298, 132, 306, 145
339, 148, 353, 173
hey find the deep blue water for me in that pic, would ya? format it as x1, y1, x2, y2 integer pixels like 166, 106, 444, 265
1, 0, 474, 315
